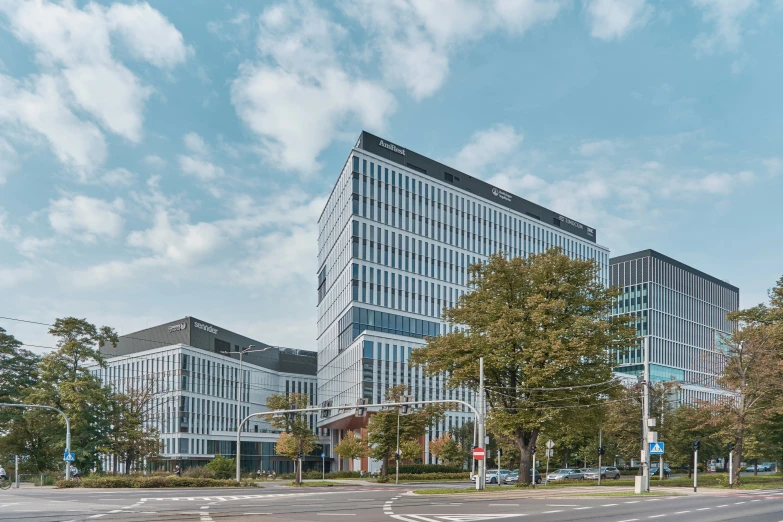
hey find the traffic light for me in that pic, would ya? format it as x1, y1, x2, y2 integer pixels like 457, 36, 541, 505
395, 452, 401, 462
692, 440, 701, 451
320, 400, 332, 419
297, 452, 304, 460
355, 398, 368, 417
598, 446, 606, 456
727, 442, 734, 452
531, 446, 536, 455
400, 394, 413, 415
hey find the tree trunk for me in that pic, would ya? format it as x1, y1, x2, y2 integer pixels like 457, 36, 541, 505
755, 459, 759, 476
515, 429, 539, 486
561, 448, 569, 469
735, 435, 743, 486
382, 455, 389, 478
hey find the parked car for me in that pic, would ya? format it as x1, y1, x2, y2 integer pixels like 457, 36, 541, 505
504, 470, 543, 484
471, 469, 513, 484
746, 464, 771, 472
762, 462, 777, 472
546, 468, 585, 481
583, 466, 622, 480
650, 465, 672, 478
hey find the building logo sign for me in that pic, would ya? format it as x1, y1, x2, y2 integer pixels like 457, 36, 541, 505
558, 215, 584, 231
194, 321, 218, 335
491, 187, 513, 202
168, 322, 187, 333
379, 139, 405, 156
586, 226, 594, 237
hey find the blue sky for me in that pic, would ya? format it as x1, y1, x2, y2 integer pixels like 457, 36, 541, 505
1, 0, 781, 352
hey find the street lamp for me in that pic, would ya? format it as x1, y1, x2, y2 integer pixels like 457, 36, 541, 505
221, 345, 273, 474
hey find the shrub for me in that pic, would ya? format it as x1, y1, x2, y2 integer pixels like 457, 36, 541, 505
55, 476, 256, 488
398, 464, 464, 474
278, 471, 363, 480
183, 467, 216, 479
205, 455, 236, 480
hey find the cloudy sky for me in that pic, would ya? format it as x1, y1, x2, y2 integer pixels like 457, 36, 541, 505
1, 0, 781, 353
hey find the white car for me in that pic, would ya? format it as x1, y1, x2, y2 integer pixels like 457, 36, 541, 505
472, 469, 512, 484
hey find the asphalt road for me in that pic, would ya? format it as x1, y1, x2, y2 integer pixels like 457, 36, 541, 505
3, 483, 783, 521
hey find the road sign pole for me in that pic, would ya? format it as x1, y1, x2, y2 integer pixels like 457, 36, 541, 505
477, 357, 485, 491
322, 453, 325, 481
729, 450, 733, 488
532, 450, 536, 488
694, 449, 698, 493
598, 429, 603, 486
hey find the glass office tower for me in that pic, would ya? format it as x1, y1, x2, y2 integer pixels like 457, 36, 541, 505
610, 250, 739, 403
317, 131, 608, 470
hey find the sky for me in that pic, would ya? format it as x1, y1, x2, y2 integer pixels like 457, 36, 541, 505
1, 0, 782, 354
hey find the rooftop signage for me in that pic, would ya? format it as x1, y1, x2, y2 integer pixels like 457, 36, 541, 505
379, 139, 405, 156
168, 322, 187, 333
194, 321, 218, 335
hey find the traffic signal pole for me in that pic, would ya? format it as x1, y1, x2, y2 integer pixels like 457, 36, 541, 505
598, 428, 603, 486
478, 357, 485, 491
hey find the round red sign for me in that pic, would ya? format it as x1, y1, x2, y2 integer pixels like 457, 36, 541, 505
473, 448, 486, 460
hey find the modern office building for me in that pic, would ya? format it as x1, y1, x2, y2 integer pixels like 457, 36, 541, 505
89, 316, 328, 473
316, 131, 608, 470
610, 250, 739, 403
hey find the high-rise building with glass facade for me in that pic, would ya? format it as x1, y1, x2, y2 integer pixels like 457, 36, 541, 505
609, 250, 739, 403
317, 131, 608, 471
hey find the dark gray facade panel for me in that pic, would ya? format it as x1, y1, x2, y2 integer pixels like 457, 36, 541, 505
610, 249, 739, 293
355, 131, 597, 243
100, 316, 316, 376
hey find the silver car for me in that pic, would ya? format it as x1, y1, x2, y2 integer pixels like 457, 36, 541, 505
584, 466, 621, 480
546, 468, 584, 481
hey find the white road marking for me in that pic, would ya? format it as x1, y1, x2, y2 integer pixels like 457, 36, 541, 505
244, 513, 272, 515
696, 507, 711, 511
617, 519, 639, 522
542, 510, 563, 513
625, 501, 640, 503
489, 504, 519, 506
547, 504, 578, 506
717, 505, 729, 507
649, 516, 665, 519
674, 511, 691, 514
602, 503, 619, 506
317, 514, 356, 516
574, 507, 592, 510
735, 501, 746, 504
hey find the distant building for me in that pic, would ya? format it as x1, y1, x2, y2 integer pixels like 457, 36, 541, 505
610, 250, 739, 403
317, 131, 608, 470
89, 316, 327, 473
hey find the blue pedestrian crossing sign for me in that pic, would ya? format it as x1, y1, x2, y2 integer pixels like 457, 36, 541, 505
63, 452, 75, 462
321, 453, 325, 459
649, 442, 665, 455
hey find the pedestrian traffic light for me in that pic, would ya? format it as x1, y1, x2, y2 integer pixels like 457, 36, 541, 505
598, 446, 606, 456
298, 452, 304, 460
355, 398, 368, 417
395, 453, 401, 462
727, 442, 734, 452
531, 445, 536, 455
692, 440, 701, 451
400, 394, 413, 415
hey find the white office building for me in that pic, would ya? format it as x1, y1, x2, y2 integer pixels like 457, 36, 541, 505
89, 317, 327, 473
316, 131, 608, 470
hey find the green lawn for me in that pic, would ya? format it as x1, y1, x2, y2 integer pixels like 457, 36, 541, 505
285, 481, 342, 487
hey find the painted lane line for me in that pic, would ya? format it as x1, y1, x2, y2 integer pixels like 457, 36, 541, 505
674, 511, 691, 514
649, 516, 665, 519
490, 504, 520, 506
317, 514, 356, 516
717, 504, 729, 507
542, 510, 563, 513
573, 507, 592, 510
735, 501, 746, 504
617, 519, 639, 522
244, 513, 272, 515
625, 501, 640, 503
547, 504, 578, 506
696, 507, 711, 511
752, 499, 761, 502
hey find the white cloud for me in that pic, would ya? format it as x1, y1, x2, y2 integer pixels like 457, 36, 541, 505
48, 195, 125, 242
661, 170, 755, 197
177, 132, 225, 181
448, 124, 524, 174
0, 0, 188, 172
127, 209, 224, 263
0, 265, 39, 288
178, 155, 224, 181
585, 0, 652, 41
0, 137, 18, 183
231, 1, 395, 173
0, 74, 107, 176
763, 157, 782, 177
577, 139, 616, 156
691, 0, 756, 55
143, 155, 167, 169
101, 168, 136, 187
343, 0, 564, 100
105, 2, 192, 68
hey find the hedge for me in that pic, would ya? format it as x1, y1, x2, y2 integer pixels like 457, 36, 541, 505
55, 476, 257, 488
399, 465, 465, 474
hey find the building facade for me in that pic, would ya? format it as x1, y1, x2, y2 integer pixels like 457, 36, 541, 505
610, 250, 739, 403
316, 131, 608, 469
90, 317, 327, 473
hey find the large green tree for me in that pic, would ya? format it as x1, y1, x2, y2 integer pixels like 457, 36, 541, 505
23, 317, 119, 470
366, 385, 444, 478
411, 249, 637, 484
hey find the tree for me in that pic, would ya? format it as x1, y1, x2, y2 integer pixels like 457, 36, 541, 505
411, 249, 638, 484
4, 318, 118, 471
366, 385, 444, 478
101, 380, 162, 474
429, 434, 462, 465
710, 304, 783, 485
449, 420, 475, 470
0, 327, 40, 424
334, 431, 369, 470
205, 454, 236, 479
263, 393, 318, 484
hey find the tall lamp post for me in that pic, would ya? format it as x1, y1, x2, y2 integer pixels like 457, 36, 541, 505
221, 345, 272, 478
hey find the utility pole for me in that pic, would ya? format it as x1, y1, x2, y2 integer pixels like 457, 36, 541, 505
477, 357, 485, 491
532, 446, 536, 488
598, 428, 603, 486
15, 454, 19, 489
693, 440, 700, 493
497, 448, 501, 486
728, 442, 734, 488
